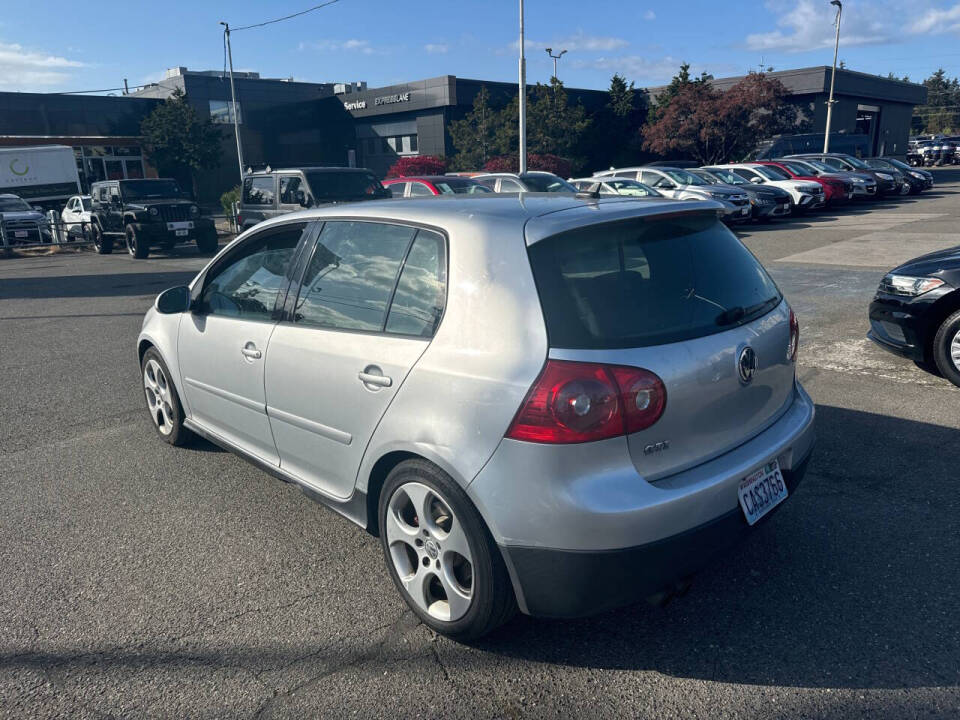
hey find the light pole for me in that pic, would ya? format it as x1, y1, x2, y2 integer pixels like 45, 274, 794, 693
220, 21, 245, 182
823, 0, 842, 153
518, 0, 527, 174
545, 47, 567, 81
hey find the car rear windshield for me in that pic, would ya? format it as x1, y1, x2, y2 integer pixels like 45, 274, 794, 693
528, 212, 782, 349
305, 171, 384, 199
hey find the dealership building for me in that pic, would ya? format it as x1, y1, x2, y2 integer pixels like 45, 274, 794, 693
0, 65, 927, 204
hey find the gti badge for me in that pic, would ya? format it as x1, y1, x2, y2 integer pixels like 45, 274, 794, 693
643, 440, 670, 455
738, 346, 758, 385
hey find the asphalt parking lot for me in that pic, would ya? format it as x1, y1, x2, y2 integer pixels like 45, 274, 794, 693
2, 173, 959, 719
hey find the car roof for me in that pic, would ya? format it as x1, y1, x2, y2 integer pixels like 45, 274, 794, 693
253, 166, 374, 174
384, 176, 476, 183
241, 194, 719, 246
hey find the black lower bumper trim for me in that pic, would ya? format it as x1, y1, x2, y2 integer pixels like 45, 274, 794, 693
501, 452, 811, 618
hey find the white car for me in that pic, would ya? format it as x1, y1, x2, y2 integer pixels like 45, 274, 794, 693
709, 164, 826, 210
569, 177, 662, 197
60, 195, 92, 240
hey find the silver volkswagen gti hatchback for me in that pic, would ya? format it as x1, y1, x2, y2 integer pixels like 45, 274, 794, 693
138, 194, 815, 640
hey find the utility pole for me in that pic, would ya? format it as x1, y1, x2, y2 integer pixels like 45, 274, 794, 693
823, 0, 842, 153
220, 21, 246, 182
518, 0, 527, 174
545, 48, 567, 82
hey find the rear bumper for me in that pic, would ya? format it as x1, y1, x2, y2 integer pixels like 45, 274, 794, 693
473, 381, 816, 617
502, 451, 811, 618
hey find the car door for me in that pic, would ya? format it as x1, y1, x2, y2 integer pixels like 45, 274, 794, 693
106, 184, 123, 232
264, 220, 447, 499
177, 221, 311, 464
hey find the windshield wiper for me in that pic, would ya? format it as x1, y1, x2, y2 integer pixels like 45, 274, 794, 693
714, 296, 780, 327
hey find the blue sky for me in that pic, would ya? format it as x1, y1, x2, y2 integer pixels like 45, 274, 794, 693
2, 0, 960, 94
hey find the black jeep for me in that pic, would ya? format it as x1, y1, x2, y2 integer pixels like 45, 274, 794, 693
89, 179, 218, 259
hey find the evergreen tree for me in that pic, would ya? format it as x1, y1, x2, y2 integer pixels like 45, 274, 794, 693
140, 88, 223, 193
448, 86, 505, 170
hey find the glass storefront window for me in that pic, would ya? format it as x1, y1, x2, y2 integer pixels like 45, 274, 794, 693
105, 160, 124, 180
124, 159, 144, 179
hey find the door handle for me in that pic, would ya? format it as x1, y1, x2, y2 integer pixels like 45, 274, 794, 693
358, 371, 392, 388
241, 343, 262, 360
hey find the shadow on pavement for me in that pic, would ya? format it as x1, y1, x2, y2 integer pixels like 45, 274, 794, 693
0, 272, 197, 300
471, 404, 960, 690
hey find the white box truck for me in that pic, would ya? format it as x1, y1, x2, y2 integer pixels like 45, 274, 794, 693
0, 145, 82, 210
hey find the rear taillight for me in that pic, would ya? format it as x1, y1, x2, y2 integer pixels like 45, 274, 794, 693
788, 309, 800, 362
505, 360, 666, 444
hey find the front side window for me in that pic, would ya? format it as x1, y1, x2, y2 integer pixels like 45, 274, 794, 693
408, 182, 434, 197
200, 224, 305, 321
243, 177, 276, 206
385, 230, 447, 337
279, 175, 303, 205
499, 178, 524, 192
304, 171, 384, 200
294, 222, 415, 331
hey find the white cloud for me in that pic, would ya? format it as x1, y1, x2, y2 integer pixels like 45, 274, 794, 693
573, 55, 726, 86
643, 10, 656, 21
424, 43, 449, 54
745, 0, 889, 53
0, 41, 85, 89
510, 30, 629, 53
299, 38, 379, 55
910, 4, 960, 34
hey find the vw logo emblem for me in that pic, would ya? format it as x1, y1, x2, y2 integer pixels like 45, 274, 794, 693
738, 346, 758, 384
424, 538, 439, 559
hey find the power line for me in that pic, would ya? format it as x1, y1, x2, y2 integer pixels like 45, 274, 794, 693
231, 0, 342, 32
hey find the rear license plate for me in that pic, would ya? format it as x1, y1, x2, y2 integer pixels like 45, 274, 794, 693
741, 207, 750, 216
738, 460, 787, 526
14, 230, 28, 238
175, 229, 188, 237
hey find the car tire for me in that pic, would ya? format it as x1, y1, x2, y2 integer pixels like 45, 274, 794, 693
378, 459, 516, 641
932, 309, 960, 388
196, 231, 218, 255
141, 348, 193, 446
92, 223, 112, 254
126, 224, 149, 259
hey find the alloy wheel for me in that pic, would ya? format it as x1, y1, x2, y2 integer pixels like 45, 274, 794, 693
384, 481, 474, 622
951, 329, 960, 372
143, 358, 175, 435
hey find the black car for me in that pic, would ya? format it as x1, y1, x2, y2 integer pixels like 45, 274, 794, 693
238, 166, 389, 230
868, 248, 960, 385
89, 179, 217, 259
691, 167, 793, 221
785, 153, 903, 196
865, 157, 933, 195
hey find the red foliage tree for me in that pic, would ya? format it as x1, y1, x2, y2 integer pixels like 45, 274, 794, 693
385, 155, 447, 178
642, 72, 799, 165
482, 153, 572, 178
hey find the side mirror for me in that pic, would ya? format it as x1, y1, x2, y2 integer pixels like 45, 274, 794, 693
156, 285, 192, 314
750, 177, 764, 184
297, 190, 312, 207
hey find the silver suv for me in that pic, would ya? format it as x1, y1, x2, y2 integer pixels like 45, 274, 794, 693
594, 166, 752, 222
138, 195, 815, 640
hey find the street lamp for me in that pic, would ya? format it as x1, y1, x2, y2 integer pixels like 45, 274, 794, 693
545, 47, 567, 81
518, 0, 527, 174
823, 0, 842, 153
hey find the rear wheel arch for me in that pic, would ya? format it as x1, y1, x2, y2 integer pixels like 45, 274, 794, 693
365, 451, 419, 536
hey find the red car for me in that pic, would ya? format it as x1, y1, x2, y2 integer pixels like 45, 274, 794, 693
749, 161, 853, 206
382, 175, 492, 197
